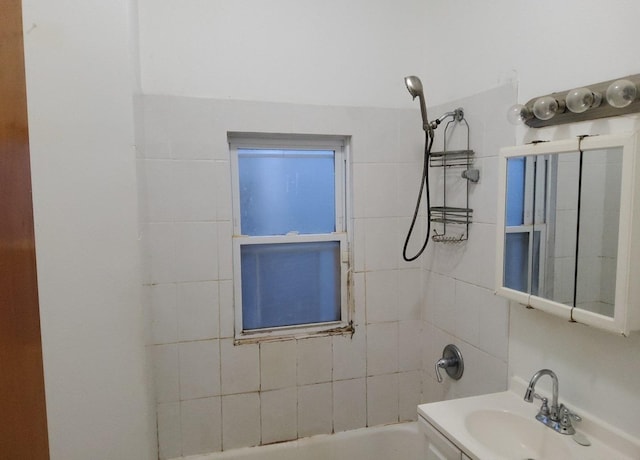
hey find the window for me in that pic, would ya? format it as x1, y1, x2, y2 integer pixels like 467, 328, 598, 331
230, 135, 349, 340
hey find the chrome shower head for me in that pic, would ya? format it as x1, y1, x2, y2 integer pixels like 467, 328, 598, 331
404, 75, 431, 133
405, 75, 424, 100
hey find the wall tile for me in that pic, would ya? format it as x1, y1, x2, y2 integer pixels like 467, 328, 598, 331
221, 339, 260, 394
260, 388, 297, 444
364, 164, 398, 218
149, 283, 178, 345
364, 218, 399, 271
260, 340, 297, 391
215, 161, 232, 221
218, 280, 235, 339
181, 397, 222, 456
171, 142, 216, 161
143, 223, 176, 284
152, 344, 179, 403
157, 402, 181, 460
367, 374, 398, 426
216, 221, 233, 281
143, 159, 178, 222
297, 337, 332, 385
173, 222, 218, 282
398, 371, 421, 422
424, 270, 456, 333
172, 160, 217, 222
399, 320, 422, 372
365, 270, 398, 323
168, 96, 217, 146
398, 268, 422, 321
179, 340, 221, 400
332, 330, 366, 381
366, 322, 398, 376
333, 378, 366, 432
222, 393, 261, 450
177, 281, 219, 341
298, 383, 332, 437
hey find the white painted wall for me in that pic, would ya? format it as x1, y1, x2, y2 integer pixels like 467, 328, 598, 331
22, 1, 155, 459
423, 0, 640, 106
422, 0, 640, 439
136, 0, 429, 108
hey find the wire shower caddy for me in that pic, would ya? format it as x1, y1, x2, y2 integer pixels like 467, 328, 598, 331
428, 111, 477, 243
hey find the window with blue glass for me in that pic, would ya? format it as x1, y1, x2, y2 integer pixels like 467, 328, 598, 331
230, 136, 348, 337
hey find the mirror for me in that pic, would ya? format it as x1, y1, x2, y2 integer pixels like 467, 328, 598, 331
497, 133, 640, 335
503, 149, 622, 318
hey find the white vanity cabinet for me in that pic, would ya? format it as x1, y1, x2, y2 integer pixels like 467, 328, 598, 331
420, 415, 469, 460
496, 133, 640, 335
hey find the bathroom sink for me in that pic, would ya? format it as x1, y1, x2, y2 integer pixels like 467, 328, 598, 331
464, 409, 571, 460
417, 379, 640, 460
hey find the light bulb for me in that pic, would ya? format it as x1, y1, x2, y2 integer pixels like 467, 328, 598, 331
507, 104, 532, 125
566, 87, 602, 113
606, 79, 637, 108
532, 96, 565, 120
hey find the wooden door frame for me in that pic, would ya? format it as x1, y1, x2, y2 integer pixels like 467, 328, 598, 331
0, 0, 50, 457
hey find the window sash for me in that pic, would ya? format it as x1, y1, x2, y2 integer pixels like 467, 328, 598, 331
232, 233, 349, 338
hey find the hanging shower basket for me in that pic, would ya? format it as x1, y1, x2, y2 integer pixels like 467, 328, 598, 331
428, 112, 478, 243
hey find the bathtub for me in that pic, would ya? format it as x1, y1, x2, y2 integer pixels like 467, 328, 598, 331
178, 422, 424, 460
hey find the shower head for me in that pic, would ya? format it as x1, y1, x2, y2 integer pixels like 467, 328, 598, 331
404, 75, 431, 134
405, 75, 424, 99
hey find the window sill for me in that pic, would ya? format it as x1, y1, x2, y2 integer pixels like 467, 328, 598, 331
233, 321, 354, 345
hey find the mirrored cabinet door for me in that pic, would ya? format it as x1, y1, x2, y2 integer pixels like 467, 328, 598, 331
497, 134, 640, 335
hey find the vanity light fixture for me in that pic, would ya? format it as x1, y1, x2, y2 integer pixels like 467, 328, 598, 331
508, 74, 640, 127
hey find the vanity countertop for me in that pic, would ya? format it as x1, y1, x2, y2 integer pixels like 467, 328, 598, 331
418, 380, 640, 460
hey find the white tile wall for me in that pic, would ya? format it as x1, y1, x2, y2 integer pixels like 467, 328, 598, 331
177, 281, 219, 341
366, 373, 399, 426
297, 337, 332, 386
221, 393, 261, 450
418, 85, 513, 405
260, 388, 297, 444
181, 397, 222, 456
179, 340, 220, 400
333, 378, 367, 432
157, 402, 181, 459
138, 91, 511, 457
220, 339, 259, 395
260, 340, 297, 391
332, 332, 366, 381
366, 322, 399, 376
298, 383, 333, 437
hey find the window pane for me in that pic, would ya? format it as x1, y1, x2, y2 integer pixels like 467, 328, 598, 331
241, 241, 341, 330
504, 232, 529, 292
238, 149, 336, 235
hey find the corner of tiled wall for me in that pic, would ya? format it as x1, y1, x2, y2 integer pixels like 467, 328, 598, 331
419, 84, 516, 405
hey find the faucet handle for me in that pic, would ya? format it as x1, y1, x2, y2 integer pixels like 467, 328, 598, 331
558, 405, 581, 435
532, 393, 550, 416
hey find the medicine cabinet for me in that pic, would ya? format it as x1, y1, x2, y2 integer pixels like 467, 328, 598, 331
496, 133, 640, 335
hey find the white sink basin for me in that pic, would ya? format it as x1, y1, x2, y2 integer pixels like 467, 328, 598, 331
417, 381, 640, 460
465, 409, 571, 459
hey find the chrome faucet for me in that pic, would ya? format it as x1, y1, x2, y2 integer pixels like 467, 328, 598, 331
524, 369, 581, 435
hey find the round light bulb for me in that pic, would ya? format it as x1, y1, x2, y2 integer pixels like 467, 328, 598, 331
566, 87, 602, 113
506, 104, 532, 125
606, 79, 637, 108
533, 96, 564, 120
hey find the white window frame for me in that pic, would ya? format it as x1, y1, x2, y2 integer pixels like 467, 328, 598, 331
229, 134, 350, 342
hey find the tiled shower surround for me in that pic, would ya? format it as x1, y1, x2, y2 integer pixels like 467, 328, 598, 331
136, 84, 514, 458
